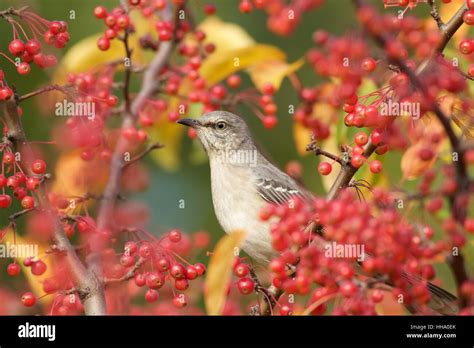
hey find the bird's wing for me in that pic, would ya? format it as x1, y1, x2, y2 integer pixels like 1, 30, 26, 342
253, 164, 312, 205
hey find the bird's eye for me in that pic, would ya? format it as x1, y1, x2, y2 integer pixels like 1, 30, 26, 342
215, 121, 227, 130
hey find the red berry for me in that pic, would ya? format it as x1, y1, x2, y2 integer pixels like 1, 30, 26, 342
237, 277, 255, 295
175, 278, 189, 290
138, 243, 152, 259
94, 6, 107, 19
0, 194, 12, 208
0, 87, 13, 100
8, 39, 25, 56
263, 83, 275, 95
159, 29, 172, 41
361, 57, 377, 72
371, 289, 384, 303
194, 263, 206, 276
170, 264, 186, 279
468, 0, 474, 10
156, 258, 170, 272
263, 116, 277, 129
185, 266, 198, 280
120, 255, 135, 267
318, 162, 332, 176
21, 196, 35, 209
464, 218, 474, 234
463, 10, 474, 25
370, 130, 383, 145
340, 281, 357, 297
117, 15, 130, 29
105, 15, 116, 27
351, 154, 366, 168
280, 305, 293, 316
168, 229, 182, 243
173, 294, 187, 308
7, 263, 20, 276
226, 74, 241, 88
31, 159, 46, 174
354, 132, 368, 146
106, 95, 118, 107
146, 272, 165, 289
369, 160, 382, 174
459, 39, 474, 55
204, 3, 216, 15
124, 241, 138, 255
134, 273, 146, 287
21, 292, 36, 307
145, 289, 159, 302
97, 37, 110, 51
25, 39, 41, 55
239, 0, 253, 13
234, 263, 250, 277
17, 62, 31, 75
31, 260, 47, 276
3, 152, 15, 165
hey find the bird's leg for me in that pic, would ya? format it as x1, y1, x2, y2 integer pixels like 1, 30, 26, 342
248, 267, 277, 315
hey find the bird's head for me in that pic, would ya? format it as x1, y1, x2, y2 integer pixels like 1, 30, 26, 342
177, 111, 254, 154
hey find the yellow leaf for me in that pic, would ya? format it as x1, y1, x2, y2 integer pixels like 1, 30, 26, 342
247, 59, 304, 92
205, 230, 246, 315
3, 228, 54, 307
293, 122, 313, 156
198, 16, 256, 52
148, 120, 184, 171
197, 16, 302, 90
200, 44, 287, 85
52, 150, 109, 199
53, 12, 154, 83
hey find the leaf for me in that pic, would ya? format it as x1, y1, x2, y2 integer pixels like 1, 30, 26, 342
52, 150, 109, 199
205, 230, 246, 315
148, 120, 184, 172
200, 44, 287, 85
197, 16, 303, 91
293, 122, 313, 156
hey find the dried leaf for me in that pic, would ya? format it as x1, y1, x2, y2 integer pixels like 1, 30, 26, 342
205, 230, 246, 315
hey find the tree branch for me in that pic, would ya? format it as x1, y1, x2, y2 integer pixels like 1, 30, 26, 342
1, 96, 106, 315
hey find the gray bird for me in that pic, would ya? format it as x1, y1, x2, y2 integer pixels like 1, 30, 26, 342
178, 111, 312, 264
177, 110, 458, 315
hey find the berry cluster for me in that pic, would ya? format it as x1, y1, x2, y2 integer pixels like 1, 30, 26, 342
237, 0, 324, 36
0, 144, 45, 210
94, 5, 133, 51
260, 190, 467, 315
0, 10, 69, 78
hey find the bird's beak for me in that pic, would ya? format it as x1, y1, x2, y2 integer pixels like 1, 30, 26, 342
176, 118, 201, 128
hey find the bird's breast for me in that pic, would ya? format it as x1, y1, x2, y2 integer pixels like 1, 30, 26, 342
209, 160, 274, 264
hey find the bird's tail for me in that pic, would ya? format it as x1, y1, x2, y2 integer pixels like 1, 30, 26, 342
401, 271, 458, 315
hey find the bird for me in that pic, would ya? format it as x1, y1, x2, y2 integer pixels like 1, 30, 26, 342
177, 110, 458, 315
